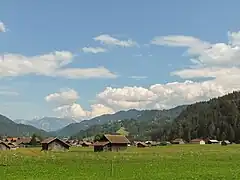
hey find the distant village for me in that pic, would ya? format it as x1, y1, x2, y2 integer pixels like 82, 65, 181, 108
0, 134, 232, 152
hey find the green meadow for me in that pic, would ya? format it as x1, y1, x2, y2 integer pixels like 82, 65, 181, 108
0, 145, 240, 180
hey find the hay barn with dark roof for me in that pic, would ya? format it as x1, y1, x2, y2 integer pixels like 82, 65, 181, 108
93, 134, 130, 152
41, 137, 70, 151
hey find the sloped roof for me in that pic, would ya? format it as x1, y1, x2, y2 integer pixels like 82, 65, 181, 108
104, 134, 130, 144
41, 137, 70, 147
191, 139, 204, 142
41, 137, 56, 144
172, 138, 184, 142
16, 138, 31, 144
0, 141, 11, 149
93, 141, 110, 146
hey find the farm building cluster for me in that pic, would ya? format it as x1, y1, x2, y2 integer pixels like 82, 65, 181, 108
0, 135, 232, 152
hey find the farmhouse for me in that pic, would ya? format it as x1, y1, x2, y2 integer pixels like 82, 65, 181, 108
41, 137, 70, 151
0, 142, 11, 150
93, 134, 130, 152
171, 138, 185, 144
190, 139, 205, 144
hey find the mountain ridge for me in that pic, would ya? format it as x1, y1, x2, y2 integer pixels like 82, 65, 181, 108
0, 114, 50, 137
53, 105, 187, 137
14, 117, 77, 132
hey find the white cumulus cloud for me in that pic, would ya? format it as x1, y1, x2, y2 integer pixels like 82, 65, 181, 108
0, 21, 6, 32
45, 89, 114, 120
0, 51, 117, 79
82, 47, 107, 54
94, 34, 137, 47
45, 88, 79, 106
88, 30, 240, 112
151, 32, 240, 66
129, 76, 147, 80
45, 31, 240, 119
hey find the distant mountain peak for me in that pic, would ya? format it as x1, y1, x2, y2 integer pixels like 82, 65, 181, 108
14, 117, 77, 132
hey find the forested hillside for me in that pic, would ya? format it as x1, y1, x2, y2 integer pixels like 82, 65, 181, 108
72, 105, 186, 140
72, 91, 240, 143
54, 106, 186, 137
168, 91, 240, 142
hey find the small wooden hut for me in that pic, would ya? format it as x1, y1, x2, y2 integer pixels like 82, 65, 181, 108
41, 137, 70, 151
93, 134, 130, 152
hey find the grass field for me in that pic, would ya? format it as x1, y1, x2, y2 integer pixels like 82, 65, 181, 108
0, 145, 240, 180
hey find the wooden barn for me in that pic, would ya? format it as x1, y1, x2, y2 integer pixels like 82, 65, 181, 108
93, 134, 130, 152
41, 137, 70, 151
0, 142, 11, 150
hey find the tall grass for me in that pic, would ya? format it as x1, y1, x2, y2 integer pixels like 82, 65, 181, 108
0, 144, 240, 180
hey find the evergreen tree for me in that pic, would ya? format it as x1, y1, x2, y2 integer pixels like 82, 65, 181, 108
29, 134, 37, 146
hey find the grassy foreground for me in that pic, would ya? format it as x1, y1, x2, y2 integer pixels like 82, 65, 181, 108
0, 145, 240, 180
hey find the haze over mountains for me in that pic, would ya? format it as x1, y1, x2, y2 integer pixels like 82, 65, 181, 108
14, 117, 77, 132
14, 107, 185, 134
0, 114, 50, 137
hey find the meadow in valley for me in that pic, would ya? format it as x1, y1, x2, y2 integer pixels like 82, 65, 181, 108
0, 145, 240, 180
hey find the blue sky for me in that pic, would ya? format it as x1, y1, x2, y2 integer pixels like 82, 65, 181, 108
1, 1, 240, 120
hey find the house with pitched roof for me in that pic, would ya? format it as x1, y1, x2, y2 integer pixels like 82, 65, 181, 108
41, 137, 70, 151
93, 134, 130, 152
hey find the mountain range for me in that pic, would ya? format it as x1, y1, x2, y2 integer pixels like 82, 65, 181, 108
2, 91, 240, 142
14, 117, 77, 132
71, 91, 240, 142
52, 106, 186, 137
0, 114, 49, 137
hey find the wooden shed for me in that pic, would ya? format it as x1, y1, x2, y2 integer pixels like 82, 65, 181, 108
41, 137, 70, 151
93, 141, 110, 152
0, 142, 11, 150
93, 134, 130, 152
